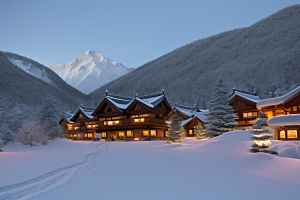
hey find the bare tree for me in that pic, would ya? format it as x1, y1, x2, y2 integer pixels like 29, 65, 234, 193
17, 121, 49, 146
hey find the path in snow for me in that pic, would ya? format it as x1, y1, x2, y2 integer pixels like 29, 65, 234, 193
0, 142, 110, 200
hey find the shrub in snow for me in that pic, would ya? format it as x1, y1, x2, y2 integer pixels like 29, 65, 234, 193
17, 121, 50, 146
205, 76, 237, 137
39, 96, 63, 139
195, 123, 207, 139
250, 118, 277, 154
168, 113, 186, 144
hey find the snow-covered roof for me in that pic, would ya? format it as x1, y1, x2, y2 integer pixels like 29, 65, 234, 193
169, 105, 199, 118
70, 106, 95, 121
257, 86, 300, 109
193, 109, 210, 123
105, 91, 167, 111
181, 117, 195, 127
228, 89, 261, 103
268, 114, 300, 127
59, 112, 74, 124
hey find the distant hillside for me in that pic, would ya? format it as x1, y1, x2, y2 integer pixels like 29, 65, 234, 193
48, 50, 134, 95
89, 5, 300, 108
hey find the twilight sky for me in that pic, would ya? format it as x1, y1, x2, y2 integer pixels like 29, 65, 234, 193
0, 0, 299, 68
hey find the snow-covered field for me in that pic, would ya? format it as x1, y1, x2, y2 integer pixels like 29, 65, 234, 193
1, 131, 300, 200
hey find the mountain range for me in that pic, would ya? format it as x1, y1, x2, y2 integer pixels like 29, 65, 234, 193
48, 50, 134, 95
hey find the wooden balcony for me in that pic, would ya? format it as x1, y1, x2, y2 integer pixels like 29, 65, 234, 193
97, 118, 167, 127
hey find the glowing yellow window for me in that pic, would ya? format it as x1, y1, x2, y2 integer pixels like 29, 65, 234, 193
73, 134, 78, 138
293, 106, 298, 112
248, 112, 252, 117
74, 127, 80, 130
151, 130, 156, 137
85, 134, 87, 137
88, 133, 93, 138
280, 130, 285, 139
143, 130, 149, 136
127, 130, 133, 137
141, 118, 144, 122
86, 125, 92, 129
189, 130, 193, 135
115, 121, 119, 125
102, 132, 106, 138
243, 113, 248, 118
287, 130, 297, 138
119, 131, 125, 137
108, 121, 113, 125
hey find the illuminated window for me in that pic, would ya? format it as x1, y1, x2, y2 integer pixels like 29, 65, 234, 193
105, 121, 119, 126
92, 124, 98, 128
131, 115, 139, 118
74, 127, 80, 130
243, 113, 248, 118
74, 134, 77, 138
151, 130, 156, 137
102, 132, 106, 138
164, 131, 169, 137
127, 130, 133, 137
88, 133, 93, 138
280, 130, 285, 139
85, 134, 87, 137
119, 131, 125, 137
86, 125, 92, 129
143, 130, 149, 136
287, 130, 297, 138
248, 112, 252, 117
115, 121, 119, 124
189, 130, 193, 135
134, 118, 145, 123
139, 114, 149, 117
293, 106, 298, 112
108, 121, 113, 125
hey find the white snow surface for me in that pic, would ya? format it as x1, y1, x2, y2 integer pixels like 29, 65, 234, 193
48, 50, 134, 94
269, 141, 300, 159
8, 58, 52, 85
257, 85, 300, 109
268, 114, 300, 126
228, 91, 261, 103
1, 131, 300, 200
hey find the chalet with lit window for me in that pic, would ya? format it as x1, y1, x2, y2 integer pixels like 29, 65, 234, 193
60, 91, 172, 141
268, 114, 300, 141
167, 105, 209, 136
257, 85, 300, 141
257, 86, 300, 119
228, 89, 261, 127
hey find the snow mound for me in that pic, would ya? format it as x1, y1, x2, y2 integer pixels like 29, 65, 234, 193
268, 114, 300, 126
269, 141, 300, 159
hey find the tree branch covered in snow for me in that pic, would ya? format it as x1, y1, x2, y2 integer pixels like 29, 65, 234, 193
17, 121, 49, 146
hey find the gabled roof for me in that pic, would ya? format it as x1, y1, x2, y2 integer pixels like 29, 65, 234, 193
58, 112, 74, 124
168, 105, 199, 118
257, 85, 300, 109
70, 106, 95, 121
92, 90, 171, 115
180, 109, 210, 127
228, 88, 261, 104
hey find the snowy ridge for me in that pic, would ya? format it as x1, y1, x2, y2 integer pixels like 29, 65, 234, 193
0, 142, 110, 200
268, 114, 300, 127
8, 58, 52, 85
257, 85, 300, 109
48, 50, 134, 94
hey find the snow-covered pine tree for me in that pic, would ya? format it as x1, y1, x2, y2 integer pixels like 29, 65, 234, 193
39, 96, 63, 139
168, 113, 186, 144
17, 121, 49, 146
195, 123, 207, 139
250, 118, 277, 154
205, 76, 237, 137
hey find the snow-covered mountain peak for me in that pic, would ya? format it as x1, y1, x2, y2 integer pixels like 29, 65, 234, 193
48, 51, 134, 95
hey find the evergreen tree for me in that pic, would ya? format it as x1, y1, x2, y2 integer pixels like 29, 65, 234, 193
205, 76, 237, 137
0, 138, 4, 152
195, 123, 207, 139
168, 113, 186, 144
250, 118, 277, 154
39, 96, 63, 139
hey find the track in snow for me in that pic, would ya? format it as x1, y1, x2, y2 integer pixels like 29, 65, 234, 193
0, 142, 110, 200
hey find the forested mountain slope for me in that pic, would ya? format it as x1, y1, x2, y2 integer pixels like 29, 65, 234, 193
0, 52, 88, 142
89, 5, 300, 108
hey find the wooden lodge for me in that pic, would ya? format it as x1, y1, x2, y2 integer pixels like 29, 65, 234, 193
59, 91, 172, 141
166, 105, 209, 137
228, 89, 261, 128
257, 86, 300, 141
